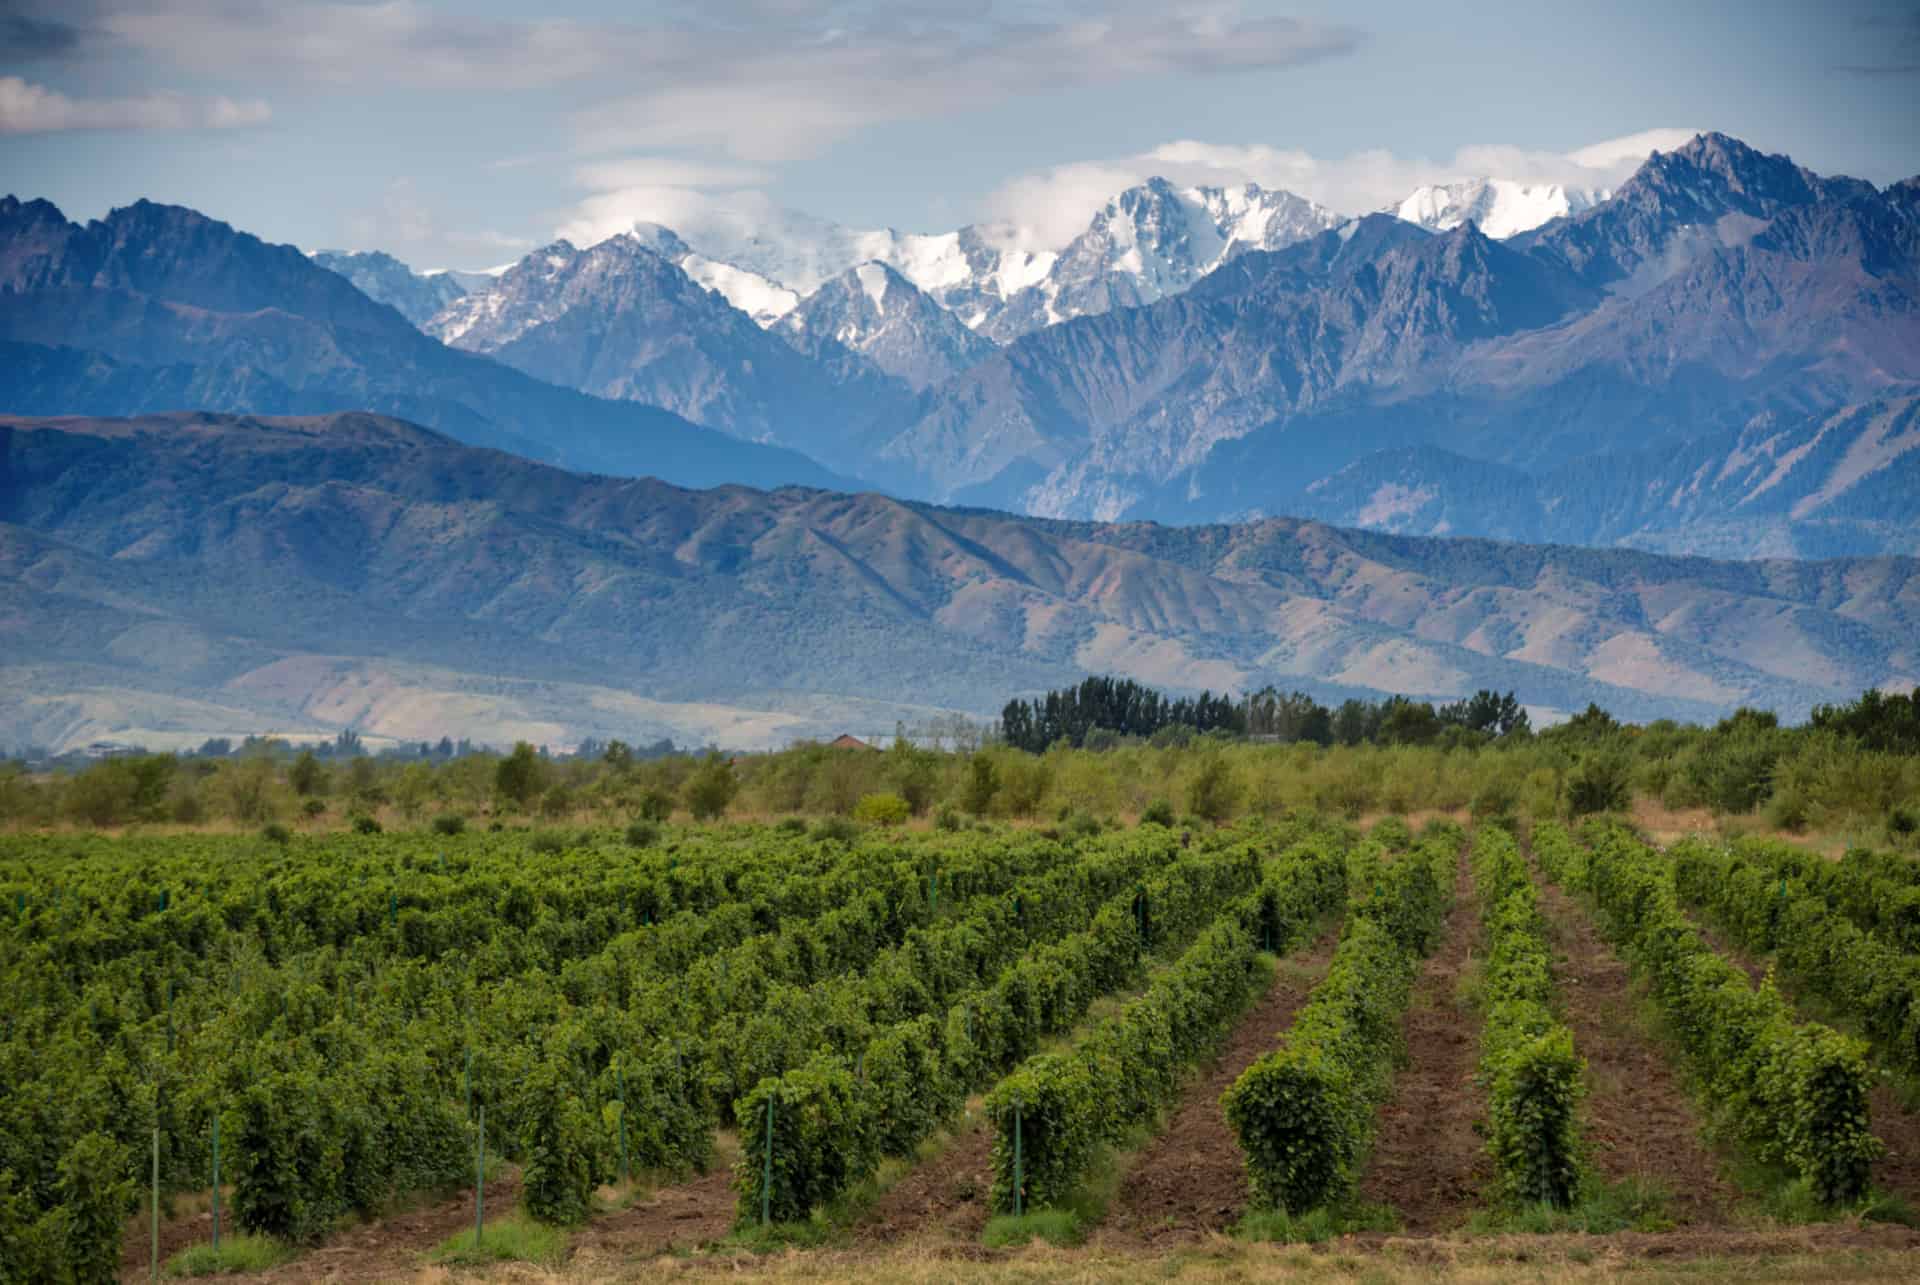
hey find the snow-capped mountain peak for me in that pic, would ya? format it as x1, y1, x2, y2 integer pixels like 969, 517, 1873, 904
982, 178, 1345, 338
1388, 179, 1608, 239
775, 260, 996, 390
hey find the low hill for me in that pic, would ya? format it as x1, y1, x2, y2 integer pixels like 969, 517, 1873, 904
3, 411, 1916, 751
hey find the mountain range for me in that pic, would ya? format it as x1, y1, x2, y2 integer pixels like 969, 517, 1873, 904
0, 196, 844, 493
6, 411, 1915, 754
285, 133, 1919, 554
4, 131, 1919, 749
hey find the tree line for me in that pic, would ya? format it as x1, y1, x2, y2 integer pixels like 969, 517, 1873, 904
1001, 677, 1530, 753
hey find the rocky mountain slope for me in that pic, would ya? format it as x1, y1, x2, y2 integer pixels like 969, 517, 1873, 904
775, 261, 997, 390
424, 232, 910, 466
310, 249, 478, 325
887, 135, 1920, 532
1288, 396, 1920, 558
5, 411, 1915, 752
0, 196, 844, 492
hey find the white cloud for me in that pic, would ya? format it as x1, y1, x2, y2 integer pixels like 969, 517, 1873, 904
342, 178, 532, 264
571, 7, 1361, 161
570, 157, 774, 192
1565, 128, 1704, 170
983, 128, 1706, 243
0, 75, 269, 134
45, 2, 1359, 161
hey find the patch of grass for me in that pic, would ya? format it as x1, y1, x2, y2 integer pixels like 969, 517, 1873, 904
426, 1210, 569, 1267
982, 1207, 1086, 1248
164, 1234, 292, 1276
725, 1216, 838, 1252
1859, 1190, 1920, 1227
1467, 1175, 1675, 1236
981, 1131, 1145, 1250
1233, 1201, 1398, 1243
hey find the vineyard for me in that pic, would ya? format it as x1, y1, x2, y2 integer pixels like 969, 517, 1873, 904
4, 815, 1920, 1282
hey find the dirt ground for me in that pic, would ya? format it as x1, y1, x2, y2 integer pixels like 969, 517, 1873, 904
1098, 922, 1343, 1244
852, 1113, 997, 1247
568, 1166, 739, 1265
1354, 850, 1492, 1232
1531, 877, 1739, 1223
121, 1171, 522, 1285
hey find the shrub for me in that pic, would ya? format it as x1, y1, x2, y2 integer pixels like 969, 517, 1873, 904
1565, 749, 1631, 816
528, 829, 566, 855
1187, 753, 1243, 824
519, 1063, 598, 1225
734, 1061, 872, 1224
635, 788, 674, 822
301, 798, 326, 819
431, 812, 466, 836
962, 753, 1000, 815
1139, 799, 1175, 828
55, 1133, 133, 1284
812, 816, 861, 845
775, 816, 808, 835
539, 785, 574, 820
624, 820, 660, 848
852, 792, 911, 827
260, 822, 291, 845
683, 754, 738, 822
934, 805, 963, 832
350, 813, 382, 835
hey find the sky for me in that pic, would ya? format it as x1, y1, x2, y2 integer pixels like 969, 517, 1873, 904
3, 0, 1917, 269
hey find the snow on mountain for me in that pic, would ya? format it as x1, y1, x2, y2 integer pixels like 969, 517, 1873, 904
984, 179, 1345, 340
1388, 179, 1608, 238
311, 249, 474, 325
777, 261, 996, 390
604, 180, 1337, 344
625, 222, 798, 325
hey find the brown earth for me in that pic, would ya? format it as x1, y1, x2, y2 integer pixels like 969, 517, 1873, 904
1531, 877, 1738, 1223
1355, 850, 1492, 1232
176, 1170, 522, 1285
853, 1113, 997, 1247
119, 1191, 223, 1283
569, 1165, 739, 1262
1098, 922, 1343, 1245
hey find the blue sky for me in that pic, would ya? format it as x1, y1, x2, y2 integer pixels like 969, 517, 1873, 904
3, 1, 1916, 268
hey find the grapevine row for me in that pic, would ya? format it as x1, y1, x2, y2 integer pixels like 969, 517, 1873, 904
1469, 825, 1581, 1208
1533, 821, 1880, 1204
1221, 826, 1458, 1214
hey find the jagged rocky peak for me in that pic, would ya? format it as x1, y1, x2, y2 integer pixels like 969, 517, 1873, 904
777, 260, 995, 390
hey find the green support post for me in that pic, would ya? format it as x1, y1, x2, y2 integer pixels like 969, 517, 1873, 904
474, 1106, 485, 1248
1013, 1099, 1024, 1217
761, 1093, 775, 1226
211, 1114, 221, 1252
617, 1065, 630, 1183
150, 1127, 160, 1282
464, 1046, 473, 1121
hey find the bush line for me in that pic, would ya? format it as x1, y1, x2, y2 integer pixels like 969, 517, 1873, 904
1533, 820, 1880, 1205
978, 837, 1352, 1214
1670, 835, 1920, 1080
1221, 826, 1459, 1214
1470, 825, 1581, 1208
730, 823, 1342, 1223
